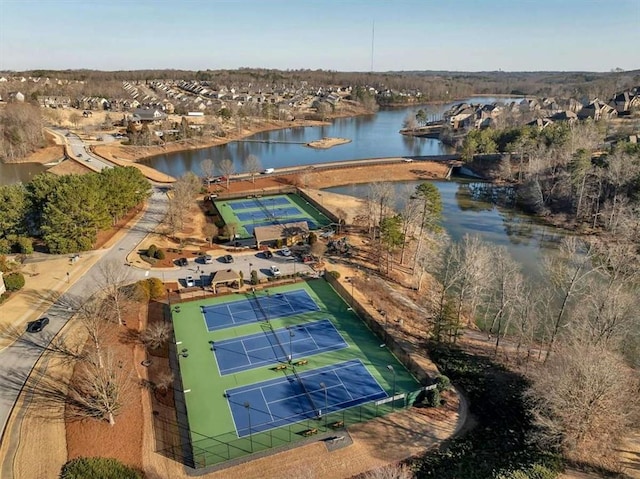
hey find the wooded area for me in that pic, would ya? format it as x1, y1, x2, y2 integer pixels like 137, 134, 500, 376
0, 167, 151, 254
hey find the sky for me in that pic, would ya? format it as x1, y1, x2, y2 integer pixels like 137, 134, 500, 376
0, 0, 639, 73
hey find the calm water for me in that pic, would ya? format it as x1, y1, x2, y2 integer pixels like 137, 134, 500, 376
325, 180, 566, 276
0, 162, 46, 186
141, 97, 522, 178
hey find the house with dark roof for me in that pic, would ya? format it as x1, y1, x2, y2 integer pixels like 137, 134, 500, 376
130, 107, 167, 124
253, 221, 310, 247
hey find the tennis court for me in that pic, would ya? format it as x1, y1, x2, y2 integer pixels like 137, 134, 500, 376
213, 319, 349, 375
202, 289, 319, 331
214, 193, 331, 238
226, 359, 388, 437
170, 280, 422, 467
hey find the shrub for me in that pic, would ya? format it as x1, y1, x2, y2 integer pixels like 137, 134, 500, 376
59, 456, 142, 479
308, 232, 317, 245
0, 292, 10, 304
425, 388, 441, 407
147, 277, 165, 299
146, 244, 157, 258
154, 249, 165, 260
251, 270, 258, 285
16, 236, 34, 254
435, 375, 451, 392
4, 272, 25, 291
328, 270, 340, 279
136, 277, 165, 300
276, 238, 283, 248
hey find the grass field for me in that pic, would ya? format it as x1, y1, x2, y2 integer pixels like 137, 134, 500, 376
171, 279, 421, 467
213, 193, 332, 239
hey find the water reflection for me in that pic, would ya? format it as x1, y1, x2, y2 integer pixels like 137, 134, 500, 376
0, 162, 46, 186
324, 180, 566, 276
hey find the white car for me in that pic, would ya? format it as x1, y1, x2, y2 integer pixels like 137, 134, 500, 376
185, 275, 195, 287
281, 247, 292, 257
270, 265, 281, 277
403, 158, 414, 163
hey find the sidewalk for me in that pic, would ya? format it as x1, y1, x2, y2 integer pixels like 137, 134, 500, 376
0, 252, 105, 350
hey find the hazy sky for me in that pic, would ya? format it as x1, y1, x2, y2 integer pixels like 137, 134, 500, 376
1, 0, 638, 72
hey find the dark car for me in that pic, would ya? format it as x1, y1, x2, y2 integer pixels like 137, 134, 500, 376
177, 257, 188, 267
27, 317, 50, 333
224, 254, 234, 263
263, 250, 273, 259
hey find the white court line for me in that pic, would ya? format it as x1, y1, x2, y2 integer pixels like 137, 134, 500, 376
259, 388, 275, 422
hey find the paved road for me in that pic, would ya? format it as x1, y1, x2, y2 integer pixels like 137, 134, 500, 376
48, 127, 114, 171
0, 184, 312, 451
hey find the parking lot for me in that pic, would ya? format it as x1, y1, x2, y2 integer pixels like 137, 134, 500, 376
177, 248, 315, 288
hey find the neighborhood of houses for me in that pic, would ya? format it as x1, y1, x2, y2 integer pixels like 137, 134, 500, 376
1, 74, 639, 142
442, 88, 640, 131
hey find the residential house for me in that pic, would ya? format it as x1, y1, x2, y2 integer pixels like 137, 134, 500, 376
0, 272, 5, 296
609, 91, 640, 115
526, 118, 554, 130
549, 110, 578, 123
130, 107, 168, 124
577, 99, 618, 120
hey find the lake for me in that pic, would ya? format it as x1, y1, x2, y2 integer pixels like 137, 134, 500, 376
325, 180, 566, 276
140, 97, 523, 179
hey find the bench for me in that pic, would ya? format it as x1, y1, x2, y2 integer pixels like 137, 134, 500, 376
302, 428, 318, 437
273, 364, 288, 371
295, 359, 308, 366
330, 421, 344, 429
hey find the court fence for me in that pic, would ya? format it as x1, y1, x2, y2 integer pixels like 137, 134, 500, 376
155, 382, 426, 470
325, 272, 433, 385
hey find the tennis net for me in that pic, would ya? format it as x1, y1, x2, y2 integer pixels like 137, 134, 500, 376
291, 365, 320, 417
254, 291, 289, 360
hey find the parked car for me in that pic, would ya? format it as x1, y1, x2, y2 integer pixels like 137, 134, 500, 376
185, 276, 195, 287
177, 257, 188, 266
223, 254, 234, 263
263, 250, 273, 259
204, 254, 213, 264
280, 247, 292, 257
270, 265, 281, 277
403, 158, 414, 163
27, 317, 49, 333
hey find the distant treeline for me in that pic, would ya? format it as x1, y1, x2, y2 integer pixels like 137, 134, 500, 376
3, 68, 639, 103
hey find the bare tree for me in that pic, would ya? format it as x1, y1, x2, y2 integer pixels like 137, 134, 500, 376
96, 260, 133, 327
486, 246, 523, 354
141, 321, 172, 350
245, 154, 262, 184
542, 237, 595, 361
450, 234, 493, 340
199, 158, 216, 183
527, 340, 640, 467
66, 351, 131, 426
219, 159, 235, 189
203, 223, 219, 246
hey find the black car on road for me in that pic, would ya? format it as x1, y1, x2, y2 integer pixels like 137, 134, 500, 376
27, 317, 50, 333
223, 254, 234, 263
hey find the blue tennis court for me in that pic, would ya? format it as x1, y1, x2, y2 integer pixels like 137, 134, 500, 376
229, 197, 291, 211
237, 207, 301, 222
226, 359, 388, 437
202, 289, 319, 331
213, 319, 348, 375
